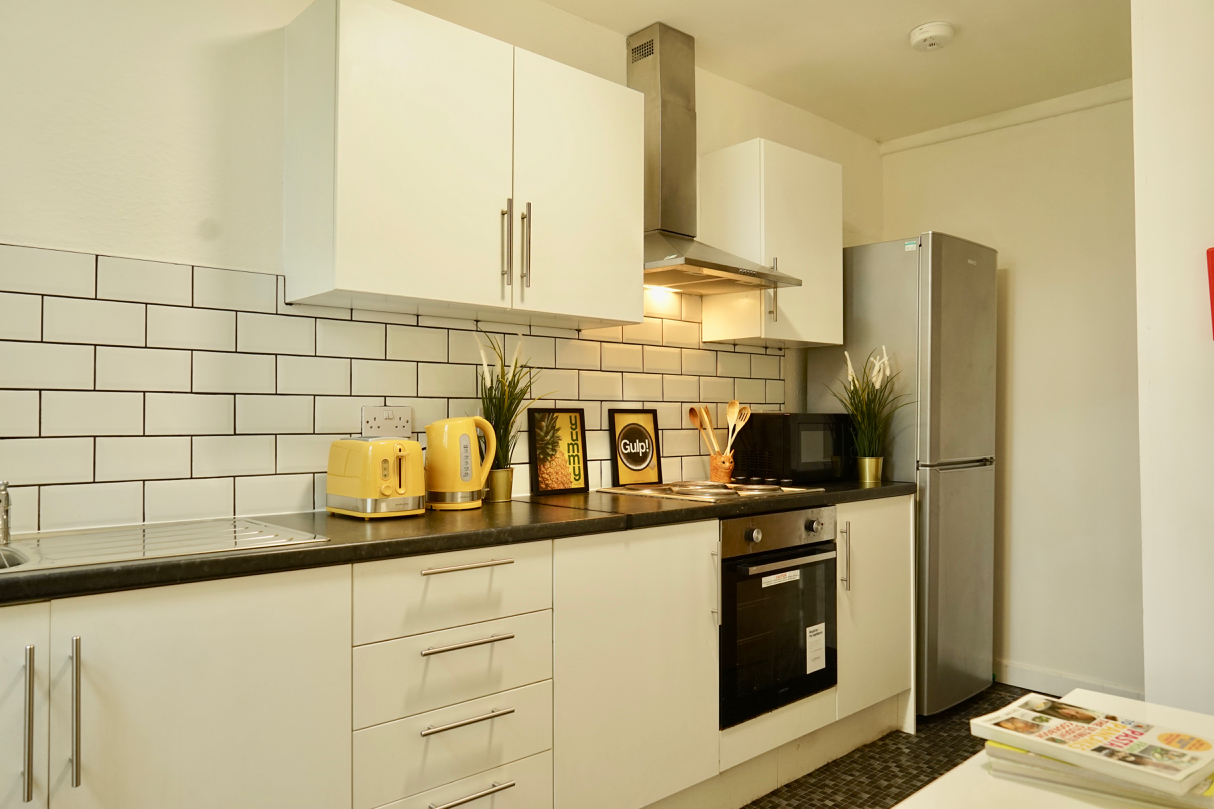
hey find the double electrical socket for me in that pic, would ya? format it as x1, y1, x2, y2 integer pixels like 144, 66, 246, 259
361, 406, 413, 437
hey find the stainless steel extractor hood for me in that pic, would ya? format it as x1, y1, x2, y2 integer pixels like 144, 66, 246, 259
627, 23, 801, 294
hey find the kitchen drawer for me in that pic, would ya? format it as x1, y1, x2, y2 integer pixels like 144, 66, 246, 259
353, 541, 552, 645
377, 750, 552, 809
353, 609, 553, 730
353, 680, 553, 809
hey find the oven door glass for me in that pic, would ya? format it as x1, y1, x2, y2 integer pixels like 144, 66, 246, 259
720, 541, 837, 729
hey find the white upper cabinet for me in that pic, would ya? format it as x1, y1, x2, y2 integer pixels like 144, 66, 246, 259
699, 138, 843, 347
284, 0, 643, 327
513, 49, 644, 323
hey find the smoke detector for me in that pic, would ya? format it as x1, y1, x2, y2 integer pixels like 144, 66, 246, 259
909, 21, 955, 52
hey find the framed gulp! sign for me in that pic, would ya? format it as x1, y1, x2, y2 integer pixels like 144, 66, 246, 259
607, 409, 663, 486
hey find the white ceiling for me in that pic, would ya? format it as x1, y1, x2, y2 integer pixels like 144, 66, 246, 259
538, 0, 1131, 142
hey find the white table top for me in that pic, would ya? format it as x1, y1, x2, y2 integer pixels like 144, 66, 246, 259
894, 689, 1214, 808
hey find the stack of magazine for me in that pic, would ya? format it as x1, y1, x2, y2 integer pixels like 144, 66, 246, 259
971, 694, 1214, 807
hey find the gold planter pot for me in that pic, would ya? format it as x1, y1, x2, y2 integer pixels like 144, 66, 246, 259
856, 457, 884, 485
486, 467, 514, 502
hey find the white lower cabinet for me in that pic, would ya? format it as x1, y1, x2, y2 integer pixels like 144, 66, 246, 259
0, 602, 49, 809
553, 522, 720, 809
382, 750, 553, 809
836, 495, 915, 719
353, 680, 553, 809
46, 565, 353, 809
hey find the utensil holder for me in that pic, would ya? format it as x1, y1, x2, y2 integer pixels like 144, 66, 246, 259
709, 453, 735, 483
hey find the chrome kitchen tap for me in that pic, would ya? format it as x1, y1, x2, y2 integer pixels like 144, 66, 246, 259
0, 481, 10, 546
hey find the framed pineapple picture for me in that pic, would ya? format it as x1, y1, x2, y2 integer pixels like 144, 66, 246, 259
527, 408, 591, 495
607, 408, 662, 487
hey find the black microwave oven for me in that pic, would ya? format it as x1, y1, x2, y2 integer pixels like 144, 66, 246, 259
732, 413, 854, 484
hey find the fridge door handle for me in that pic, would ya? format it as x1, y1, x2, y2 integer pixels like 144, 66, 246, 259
918, 457, 994, 470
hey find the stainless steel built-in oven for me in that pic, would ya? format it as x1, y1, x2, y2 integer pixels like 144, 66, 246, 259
719, 507, 838, 729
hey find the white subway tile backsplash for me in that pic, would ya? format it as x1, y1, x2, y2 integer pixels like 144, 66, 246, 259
386, 325, 447, 362
277, 434, 346, 474
680, 294, 702, 323
192, 351, 275, 394
579, 371, 622, 401
7, 486, 38, 533
147, 305, 235, 351
0, 293, 41, 340
0, 391, 39, 437
42, 391, 142, 436
601, 401, 642, 430
97, 257, 191, 306
531, 325, 578, 339
660, 456, 682, 483
558, 400, 600, 430
0, 342, 93, 390
0, 245, 95, 298
766, 379, 785, 404
735, 344, 767, 355
663, 319, 700, 349
193, 435, 275, 477
681, 349, 716, 376
643, 288, 682, 319
313, 473, 328, 509
735, 378, 766, 404
579, 325, 621, 342
0, 437, 93, 484
146, 393, 233, 435
235, 474, 313, 517
663, 375, 699, 402
506, 335, 556, 369
600, 343, 643, 373
96, 437, 190, 481
144, 478, 234, 522
700, 376, 735, 402
43, 297, 145, 347
354, 360, 418, 397
418, 315, 475, 330
447, 398, 482, 419
315, 396, 383, 433
643, 346, 681, 374
622, 373, 662, 401
40, 482, 142, 531
418, 363, 474, 397
751, 355, 780, 379
384, 397, 445, 430
98, 347, 191, 392
555, 339, 600, 370
682, 455, 709, 480
277, 356, 350, 395
448, 330, 500, 365
622, 318, 662, 345
355, 309, 417, 325
646, 402, 683, 431
533, 369, 578, 400
237, 312, 315, 356
238, 395, 312, 434
717, 352, 751, 378
586, 430, 611, 461
277, 276, 351, 320
317, 320, 384, 359
662, 429, 701, 457
193, 267, 276, 313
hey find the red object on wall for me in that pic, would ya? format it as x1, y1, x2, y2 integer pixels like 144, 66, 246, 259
1209, 248, 1214, 340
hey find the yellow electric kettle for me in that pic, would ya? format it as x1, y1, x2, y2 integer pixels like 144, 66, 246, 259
424, 416, 497, 510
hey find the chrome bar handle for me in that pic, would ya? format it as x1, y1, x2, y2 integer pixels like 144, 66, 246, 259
421, 633, 515, 657
22, 645, 33, 803
768, 258, 778, 322
522, 202, 532, 287
502, 198, 513, 286
70, 636, 80, 788
745, 551, 836, 577
840, 522, 852, 592
421, 707, 514, 738
421, 558, 514, 576
1, 480, 10, 546
428, 780, 516, 809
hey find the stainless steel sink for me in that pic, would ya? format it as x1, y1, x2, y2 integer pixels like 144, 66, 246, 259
0, 518, 327, 573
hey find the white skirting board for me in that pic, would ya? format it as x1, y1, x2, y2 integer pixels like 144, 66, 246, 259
995, 658, 1145, 701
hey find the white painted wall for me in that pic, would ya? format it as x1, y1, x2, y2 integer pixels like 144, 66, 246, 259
0, 0, 882, 274
883, 92, 1143, 698
1131, 0, 1214, 713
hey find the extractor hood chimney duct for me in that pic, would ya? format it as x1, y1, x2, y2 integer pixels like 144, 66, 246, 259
626, 23, 801, 294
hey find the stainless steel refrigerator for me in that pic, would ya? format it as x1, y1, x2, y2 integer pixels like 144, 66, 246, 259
805, 231, 997, 715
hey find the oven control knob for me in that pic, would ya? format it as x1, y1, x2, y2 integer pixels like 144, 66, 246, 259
805, 519, 821, 534
745, 528, 762, 544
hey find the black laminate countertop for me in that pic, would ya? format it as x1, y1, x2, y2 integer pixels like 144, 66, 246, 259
0, 481, 914, 605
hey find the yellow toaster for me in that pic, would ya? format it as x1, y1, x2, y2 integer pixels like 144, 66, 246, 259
326, 437, 425, 519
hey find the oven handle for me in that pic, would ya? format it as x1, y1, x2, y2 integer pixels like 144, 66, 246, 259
744, 551, 836, 577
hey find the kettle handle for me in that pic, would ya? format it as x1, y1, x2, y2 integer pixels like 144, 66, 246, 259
471, 416, 497, 490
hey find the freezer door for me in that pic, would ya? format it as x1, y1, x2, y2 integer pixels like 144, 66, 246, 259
916, 462, 995, 715
918, 232, 997, 464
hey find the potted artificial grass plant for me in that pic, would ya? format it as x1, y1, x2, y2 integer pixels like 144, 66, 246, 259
477, 332, 550, 502
829, 347, 909, 484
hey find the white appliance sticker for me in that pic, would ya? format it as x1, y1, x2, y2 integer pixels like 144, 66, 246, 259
806, 623, 826, 674
458, 434, 473, 482
761, 569, 800, 588
904, 241, 918, 251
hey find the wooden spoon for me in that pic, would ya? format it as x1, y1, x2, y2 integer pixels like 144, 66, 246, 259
688, 406, 716, 455
725, 406, 751, 456
701, 406, 723, 455
725, 400, 740, 452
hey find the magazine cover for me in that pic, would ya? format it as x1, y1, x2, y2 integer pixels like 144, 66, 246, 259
971, 694, 1214, 795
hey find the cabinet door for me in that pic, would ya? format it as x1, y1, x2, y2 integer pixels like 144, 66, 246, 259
513, 48, 643, 324
553, 521, 719, 809
761, 140, 843, 345
0, 603, 49, 809
836, 495, 915, 719
334, 0, 515, 309
47, 566, 352, 809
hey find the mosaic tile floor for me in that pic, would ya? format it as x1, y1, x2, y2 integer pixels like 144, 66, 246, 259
744, 683, 1033, 809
